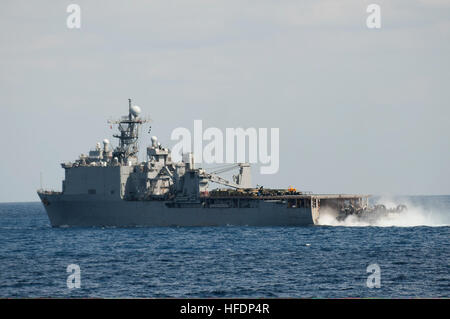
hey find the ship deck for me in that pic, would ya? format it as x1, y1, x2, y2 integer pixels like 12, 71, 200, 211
204, 194, 370, 200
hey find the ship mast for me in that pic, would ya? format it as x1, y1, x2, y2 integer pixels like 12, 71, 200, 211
107, 99, 150, 164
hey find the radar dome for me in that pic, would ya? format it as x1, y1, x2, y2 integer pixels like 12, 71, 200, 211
130, 105, 141, 117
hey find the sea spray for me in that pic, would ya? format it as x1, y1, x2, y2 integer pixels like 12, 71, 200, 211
317, 197, 450, 227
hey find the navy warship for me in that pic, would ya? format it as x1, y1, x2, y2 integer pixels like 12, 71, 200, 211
37, 100, 406, 227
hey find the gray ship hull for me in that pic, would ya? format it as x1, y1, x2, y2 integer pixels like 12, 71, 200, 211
38, 193, 315, 227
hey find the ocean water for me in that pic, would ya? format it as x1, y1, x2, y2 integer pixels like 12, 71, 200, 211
0, 196, 448, 298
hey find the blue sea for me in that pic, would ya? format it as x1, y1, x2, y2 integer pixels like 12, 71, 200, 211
0, 196, 449, 298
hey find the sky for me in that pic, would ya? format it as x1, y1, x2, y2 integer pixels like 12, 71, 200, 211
0, 0, 449, 202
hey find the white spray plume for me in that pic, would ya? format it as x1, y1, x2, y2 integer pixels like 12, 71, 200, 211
317, 196, 450, 227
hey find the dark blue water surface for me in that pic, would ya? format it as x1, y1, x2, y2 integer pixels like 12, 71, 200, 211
0, 196, 449, 298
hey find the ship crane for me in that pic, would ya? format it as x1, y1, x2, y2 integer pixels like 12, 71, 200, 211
202, 172, 243, 189
201, 163, 252, 189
